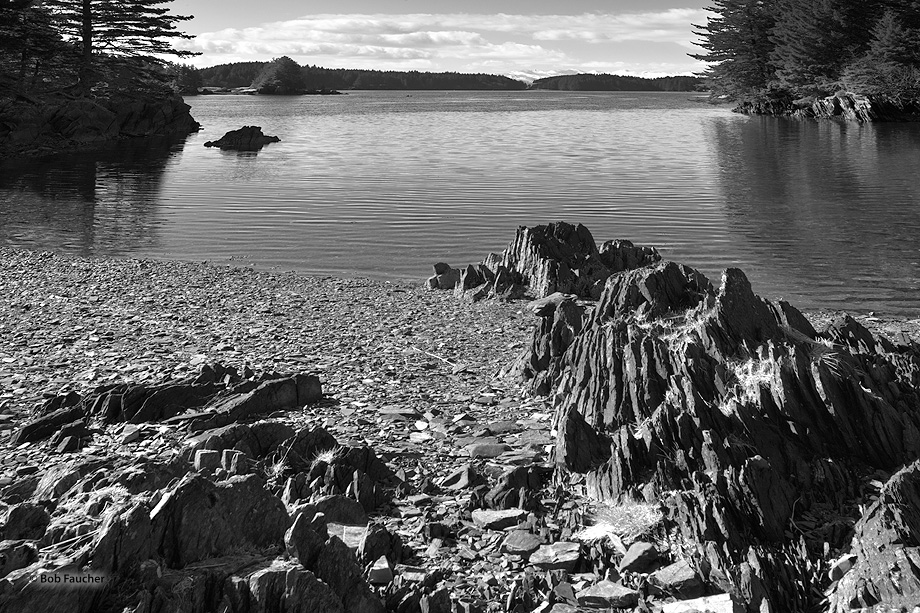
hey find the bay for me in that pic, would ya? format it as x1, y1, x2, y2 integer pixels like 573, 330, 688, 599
1, 90, 918, 314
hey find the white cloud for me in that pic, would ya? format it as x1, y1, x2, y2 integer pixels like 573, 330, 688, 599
179, 10, 709, 75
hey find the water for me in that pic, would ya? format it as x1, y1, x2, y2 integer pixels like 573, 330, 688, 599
1, 90, 919, 315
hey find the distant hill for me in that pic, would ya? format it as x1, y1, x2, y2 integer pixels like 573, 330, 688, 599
198, 62, 527, 91
530, 74, 704, 92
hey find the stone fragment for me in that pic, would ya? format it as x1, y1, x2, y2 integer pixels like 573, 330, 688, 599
293, 494, 368, 526
357, 523, 402, 567
439, 464, 483, 490
465, 443, 511, 458
828, 553, 856, 582
618, 541, 658, 573
661, 593, 744, 613
285, 511, 327, 569
194, 449, 221, 472
420, 587, 452, 613
222, 449, 249, 475
0, 540, 38, 578
314, 536, 385, 613
501, 531, 543, 557
650, 559, 705, 599
530, 542, 581, 571
3, 503, 51, 540
576, 580, 639, 609
367, 555, 393, 584
471, 508, 527, 531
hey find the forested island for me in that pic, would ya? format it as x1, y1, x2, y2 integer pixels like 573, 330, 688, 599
530, 74, 702, 92
693, 0, 920, 119
201, 59, 527, 91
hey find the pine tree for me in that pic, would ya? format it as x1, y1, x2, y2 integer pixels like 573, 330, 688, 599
44, 0, 198, 88
769, 0, 879, 95
690, 0, 780, 101
841, 9, 920, 101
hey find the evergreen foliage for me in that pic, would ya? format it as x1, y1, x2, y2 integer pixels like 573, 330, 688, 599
251, 56, 306, 94
0, 0, 197, 97
692, 0, 920, 109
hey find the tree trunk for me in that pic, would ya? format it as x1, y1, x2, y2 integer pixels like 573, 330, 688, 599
79, 0, 92, 93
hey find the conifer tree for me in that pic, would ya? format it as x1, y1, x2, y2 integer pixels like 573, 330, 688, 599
251, 56, 306, 94
44, 0, 198, 88
690, 0, 779, 100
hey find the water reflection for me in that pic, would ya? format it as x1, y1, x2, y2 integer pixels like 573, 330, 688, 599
707, 116, 920, 313
0, 135, 187, 256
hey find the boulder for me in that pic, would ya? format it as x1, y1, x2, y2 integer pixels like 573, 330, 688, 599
0, 540, 37, 578
204, 126, 280, 151
530, 542, 580, 571
471, 508, 526, 531
3, 503, 50, 541
150, 473, 289, 568
618, 541, 658, 573
576, 580, 639, 609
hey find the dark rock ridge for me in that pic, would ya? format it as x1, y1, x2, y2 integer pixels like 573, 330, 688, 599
427, 222, 660, 301
737, 91, 920, 121
516, 241, 920, 610
10, 362, 322, 448
0, 368, 400, 613
0, 93, 200, 158
204, 126, 280, 151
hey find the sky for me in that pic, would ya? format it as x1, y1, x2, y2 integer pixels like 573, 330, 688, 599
169, 0, 713, 80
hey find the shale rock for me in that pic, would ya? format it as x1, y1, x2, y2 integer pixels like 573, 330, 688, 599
204, 126, 280, 151
828, 460, 920, 611
435, 222, 659, 302
520, 251, 920, 611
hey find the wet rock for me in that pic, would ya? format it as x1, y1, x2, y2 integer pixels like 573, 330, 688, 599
618, 541, 658, 573
471, 508, 527, 531
3, 503, 50, 541
576, 580, 639, 609
204, 126, 280, 151
530, 542, 580, 571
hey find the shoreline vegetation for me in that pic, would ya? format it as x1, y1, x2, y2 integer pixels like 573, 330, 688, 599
691, 0, 920, 120
3, 224, 920, 612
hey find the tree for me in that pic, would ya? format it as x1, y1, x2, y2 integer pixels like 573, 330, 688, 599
44, 0, 198, 89
0, 2, 71, 93
841, 9, 920, 100
690, 0, 780, 101
251, 56, 306, 94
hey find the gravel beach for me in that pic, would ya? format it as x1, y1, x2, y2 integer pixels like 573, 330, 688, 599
4, 244, 920, 612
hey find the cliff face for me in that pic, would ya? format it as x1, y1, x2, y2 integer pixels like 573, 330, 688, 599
736, 92, 920, 121
0, 93, 200, 158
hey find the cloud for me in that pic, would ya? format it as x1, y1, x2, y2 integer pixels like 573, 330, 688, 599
179, 10, 709, 75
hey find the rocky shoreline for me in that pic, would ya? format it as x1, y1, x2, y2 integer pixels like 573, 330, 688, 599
0, 93, 200, 160
2, 231, 920, 613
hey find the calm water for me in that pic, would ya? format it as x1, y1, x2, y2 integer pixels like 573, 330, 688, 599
1, 90, 919, 315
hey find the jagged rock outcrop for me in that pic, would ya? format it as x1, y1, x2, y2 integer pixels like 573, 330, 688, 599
204, 126, 280, 151
737, 91, 920, 122
0, 93, 200, 158
520, 253, 920, 611
10, 363, 323, 445
430, 222, 660, 302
